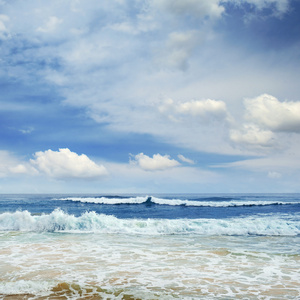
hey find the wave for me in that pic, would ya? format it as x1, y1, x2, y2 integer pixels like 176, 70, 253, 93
58, 196, 300, 208
0, 209, 299, 236
59, 196, 150, 205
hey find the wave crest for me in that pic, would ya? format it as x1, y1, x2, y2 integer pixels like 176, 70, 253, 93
58, 196, 300, 208
0, 209, 299, 236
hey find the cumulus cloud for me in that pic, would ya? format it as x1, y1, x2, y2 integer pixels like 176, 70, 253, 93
177, 154, 195, 164
0, 0, 297, 161
131, 153, 180, 171
229, 124, 275, 148
228, 93, 300, 150
30, 148, 107, 179
244, 94, 300, 133
177, 99, 227, 116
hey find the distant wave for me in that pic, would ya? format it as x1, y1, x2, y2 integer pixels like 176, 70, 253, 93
58, 196, 300, 208
59, 196, 149, 205
0, 209, 299, 236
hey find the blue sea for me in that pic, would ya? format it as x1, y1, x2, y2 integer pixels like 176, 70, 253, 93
0, 193, 299, 299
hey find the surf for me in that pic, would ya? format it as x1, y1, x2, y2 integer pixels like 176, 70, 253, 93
0, 209, 299, 236
58, 195, 300, 208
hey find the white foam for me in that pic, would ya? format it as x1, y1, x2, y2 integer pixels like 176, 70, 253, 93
150, 196, 300, 207
58, 196, 300, 207
59, 196, 149, 204
0, 280, 52, 295
1, 232, 299, 299
0, 209, 299, 236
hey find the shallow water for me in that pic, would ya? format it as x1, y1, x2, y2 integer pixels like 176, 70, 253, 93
1, 232, 299, 299
0, 194, 299, 299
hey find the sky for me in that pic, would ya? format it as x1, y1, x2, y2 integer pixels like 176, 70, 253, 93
0, 0, 300, 193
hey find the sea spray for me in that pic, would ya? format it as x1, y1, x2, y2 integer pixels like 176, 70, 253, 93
0, 209, 299, 236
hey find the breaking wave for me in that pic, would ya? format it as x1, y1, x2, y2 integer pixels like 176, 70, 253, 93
58, 196, 300, 207
0, 209, 299, 236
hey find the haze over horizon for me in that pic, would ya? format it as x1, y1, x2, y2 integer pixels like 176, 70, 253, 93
1, 0, 300, 193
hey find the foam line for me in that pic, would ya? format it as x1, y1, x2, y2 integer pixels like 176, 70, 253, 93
58, 196, 300, 207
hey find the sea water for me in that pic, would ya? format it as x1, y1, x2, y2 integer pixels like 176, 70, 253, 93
0, 194, 299, 299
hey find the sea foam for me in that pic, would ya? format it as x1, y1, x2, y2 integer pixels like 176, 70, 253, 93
0, 209, 299, 236
58, 196, 300, 207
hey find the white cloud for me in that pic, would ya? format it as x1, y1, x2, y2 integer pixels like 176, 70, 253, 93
177, 154, 195, 164
0, 14, 10, 39
177, 99, 227, 117
159, 98, 229, 122
0, 151, 36, 177
107, 14, 158, 35
19, 127, 34, 134
0, 151, 19, 177
9, 164, 28, 174
0, 0, 298, 161
153, 0, 225, 19
63, 39, 111, 70
157, 31, 201, 70
37, 16, 63, 33
268, 171, 282, 179
244, 94, 300, 133
229, 124, 275, 148
109, 22, 138, 34
131, 153, 180, 171
214, 148, 300, 173
0, 14, 9, 30
30, 148, 107, 179
227, 93, 300, 151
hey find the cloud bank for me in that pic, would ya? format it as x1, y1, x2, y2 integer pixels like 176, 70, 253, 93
1, 0, 298, 156
0, 0, 299, 192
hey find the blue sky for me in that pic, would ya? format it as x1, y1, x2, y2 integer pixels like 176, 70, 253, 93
1, 0, 300, 193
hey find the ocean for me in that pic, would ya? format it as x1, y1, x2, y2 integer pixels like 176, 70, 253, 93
0, 193, 299, 299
